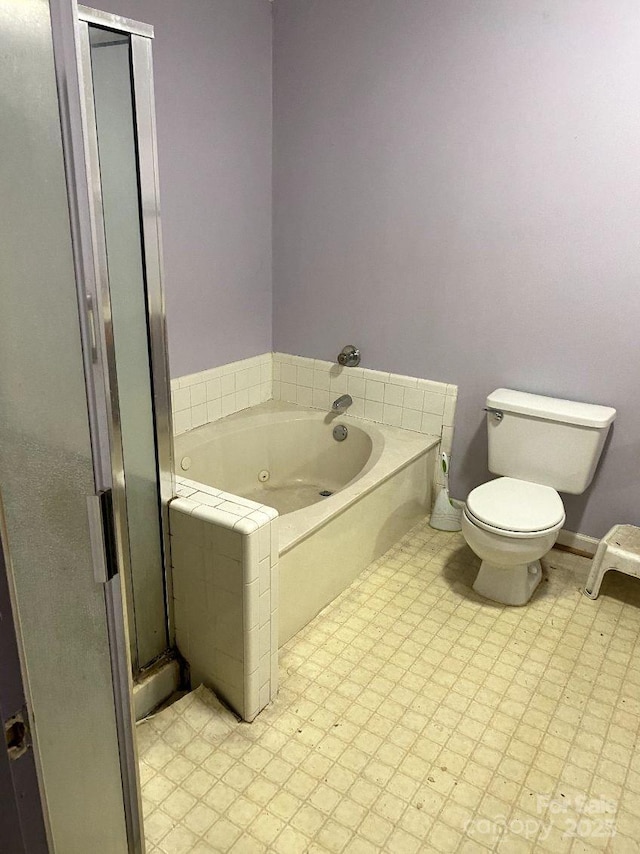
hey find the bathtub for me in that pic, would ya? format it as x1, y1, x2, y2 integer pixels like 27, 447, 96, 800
175, 401, 439, 644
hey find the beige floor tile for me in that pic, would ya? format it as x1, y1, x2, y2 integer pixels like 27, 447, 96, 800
138, 521, 640, 853
249, 810, 285, 845
144, 809, 175, 846
158, 824, 199, 854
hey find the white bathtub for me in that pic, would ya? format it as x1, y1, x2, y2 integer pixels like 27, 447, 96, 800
175, 401, 438, 644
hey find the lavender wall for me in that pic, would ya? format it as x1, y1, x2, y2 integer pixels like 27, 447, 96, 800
273, 0, 640, 538
98, 0, 273, 377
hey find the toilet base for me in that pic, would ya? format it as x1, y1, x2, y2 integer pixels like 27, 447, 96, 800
473, 559, 542, 606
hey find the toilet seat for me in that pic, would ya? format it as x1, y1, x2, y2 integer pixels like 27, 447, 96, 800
465, 477, 565, 538
463, 507, 564, 540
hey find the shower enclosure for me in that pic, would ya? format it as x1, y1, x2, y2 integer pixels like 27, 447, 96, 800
77, 6, 174, 676
1, 1, 172, 848
0, 0, 178, 848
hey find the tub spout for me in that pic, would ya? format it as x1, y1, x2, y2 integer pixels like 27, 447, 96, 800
332, 394, 352, 411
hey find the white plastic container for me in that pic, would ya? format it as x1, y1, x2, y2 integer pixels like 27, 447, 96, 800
430, 452, 462, 531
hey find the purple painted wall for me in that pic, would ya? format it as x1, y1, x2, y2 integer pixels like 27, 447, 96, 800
99, 0, 273, 377
273, 0, 640, 537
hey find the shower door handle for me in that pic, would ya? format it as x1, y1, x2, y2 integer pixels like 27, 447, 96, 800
86, 490, 119, 584
85, 294, 99, 363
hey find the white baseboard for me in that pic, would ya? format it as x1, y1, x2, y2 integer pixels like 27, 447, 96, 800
556, 529, 599, 556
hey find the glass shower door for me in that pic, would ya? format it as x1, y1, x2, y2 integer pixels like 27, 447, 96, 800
79, 20, 172, 672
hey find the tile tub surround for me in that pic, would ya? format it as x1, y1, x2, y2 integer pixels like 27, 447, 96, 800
140, 521, 640, 854
171, 351, 457, 490
272, 352, 457, 464
169, 477, 279, 722
171, 352, 456, 447
171, 353, 273, 436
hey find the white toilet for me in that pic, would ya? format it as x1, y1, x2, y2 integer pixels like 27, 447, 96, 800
462, 388, 616, 605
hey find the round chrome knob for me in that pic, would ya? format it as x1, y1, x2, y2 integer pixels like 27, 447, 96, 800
337, 345, 361, 367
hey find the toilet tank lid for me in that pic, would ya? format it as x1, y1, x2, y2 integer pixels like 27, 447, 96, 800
487, 389, 616, 428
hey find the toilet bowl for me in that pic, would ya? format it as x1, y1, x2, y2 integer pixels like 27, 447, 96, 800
462, 477, 565, 605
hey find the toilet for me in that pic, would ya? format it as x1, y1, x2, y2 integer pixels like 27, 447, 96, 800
462, 388, 616, 605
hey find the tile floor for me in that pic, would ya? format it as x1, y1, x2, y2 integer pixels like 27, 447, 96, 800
139, 521, 640, 853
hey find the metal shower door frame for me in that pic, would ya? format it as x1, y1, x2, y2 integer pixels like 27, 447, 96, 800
63, 5, 174, 850
76, 6, 176, 674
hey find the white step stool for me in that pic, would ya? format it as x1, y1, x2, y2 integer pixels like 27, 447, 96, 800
584, 524, 640, 599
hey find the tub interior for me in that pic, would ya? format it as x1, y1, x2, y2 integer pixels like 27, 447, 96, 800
177, 412, 374, 516
241, 479, 339, 516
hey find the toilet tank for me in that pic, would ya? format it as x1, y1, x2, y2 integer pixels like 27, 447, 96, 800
486, 389, 616, 494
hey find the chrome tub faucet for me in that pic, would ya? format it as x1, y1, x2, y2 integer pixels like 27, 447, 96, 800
332, 394, 352, 411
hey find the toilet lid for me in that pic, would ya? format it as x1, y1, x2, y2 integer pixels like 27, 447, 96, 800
466, 477, 565, 533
